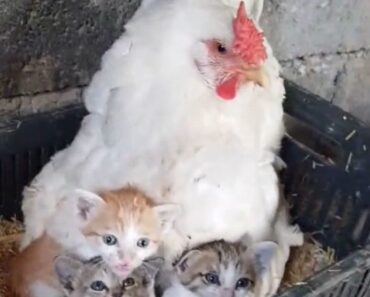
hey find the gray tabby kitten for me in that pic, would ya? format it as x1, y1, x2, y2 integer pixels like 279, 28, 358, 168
55, 256, 159, 297
162, 240, 278, 297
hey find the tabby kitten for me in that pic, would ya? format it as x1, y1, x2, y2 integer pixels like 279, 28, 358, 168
163, 240, 279, 297
55, 256, 160, 297
55, 255, 124, 297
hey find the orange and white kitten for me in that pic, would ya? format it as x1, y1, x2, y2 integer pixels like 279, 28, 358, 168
10, 186, 179, 297
80, 187, 179, 277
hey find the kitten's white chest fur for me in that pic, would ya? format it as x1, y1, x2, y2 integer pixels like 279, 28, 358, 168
163, 283, 199, 297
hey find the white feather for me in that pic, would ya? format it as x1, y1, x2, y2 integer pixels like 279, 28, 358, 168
222, 0, 264, 22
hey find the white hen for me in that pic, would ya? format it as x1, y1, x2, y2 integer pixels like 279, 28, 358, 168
21, 0, 301, 267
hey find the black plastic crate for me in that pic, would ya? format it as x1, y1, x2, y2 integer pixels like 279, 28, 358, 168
0, 105, 85, 219
279, 82, 370, 297
0, 81, 370, 297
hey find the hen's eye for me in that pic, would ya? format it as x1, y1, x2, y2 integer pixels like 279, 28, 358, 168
137, 238, 150, 248
90, 280, 107, 291
217, 42, 227, 54
204, 272, 220, 285
123, 277, 136, 288
103, 234, 117, 246
235, 277, 251, 289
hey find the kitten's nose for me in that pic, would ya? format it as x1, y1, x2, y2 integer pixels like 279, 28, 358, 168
112, 287, 124, 297
118, 250, 125, 259
118, 251, 133, 263
221, 288, 234, 297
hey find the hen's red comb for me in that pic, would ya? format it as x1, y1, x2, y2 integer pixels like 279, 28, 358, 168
232, 1, 267, 66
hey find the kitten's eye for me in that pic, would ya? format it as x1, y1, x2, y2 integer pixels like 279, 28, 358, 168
123, 277, 136, 288
216, 42, 227, 54
103, 234, 118, 246
204, 272, 220, 285
137, 238, 150, 248
235, 277, 251, 289
90, 281, 107, 291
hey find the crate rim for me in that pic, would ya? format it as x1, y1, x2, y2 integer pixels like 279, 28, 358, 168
280, 247, 370, 297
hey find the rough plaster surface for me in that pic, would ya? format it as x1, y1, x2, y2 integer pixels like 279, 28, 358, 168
0, 0, 369, 125
333, 51, 370, 123
261, 0, 370, 60
0, 88, 82, 119
261, 0, 370, 125
0, 0, 140, 98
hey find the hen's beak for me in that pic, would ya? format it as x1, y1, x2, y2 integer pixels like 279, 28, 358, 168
240, 64, 269, 88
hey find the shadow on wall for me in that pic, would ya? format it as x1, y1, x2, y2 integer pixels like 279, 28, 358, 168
0, 0, 141, 98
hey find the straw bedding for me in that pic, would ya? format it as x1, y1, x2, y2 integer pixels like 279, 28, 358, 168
0, 218, 23, 297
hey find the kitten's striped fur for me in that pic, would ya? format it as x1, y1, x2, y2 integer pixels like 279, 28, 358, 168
55, 255, 158, 297
55, 255, 124, 297
166, 240, 278, 297
173, 240, 256, 297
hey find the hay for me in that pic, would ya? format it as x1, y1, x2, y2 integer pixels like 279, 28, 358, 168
281, 233, 336, 290
0, 217, 23, 297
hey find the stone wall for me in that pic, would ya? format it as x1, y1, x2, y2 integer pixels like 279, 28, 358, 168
1, 0, 369, 125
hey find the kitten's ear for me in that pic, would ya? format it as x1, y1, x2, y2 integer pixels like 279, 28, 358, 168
54, 255, 83, 287
247, 241, 278, 277
153, 204, 181, 233
74, 189, 105, 221
175, 250, 202, 274
240, 233, 253, 246
144, 257, 164, 278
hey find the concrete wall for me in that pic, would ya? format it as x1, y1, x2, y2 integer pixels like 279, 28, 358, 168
0, 0, 139, 118
261, 0, 370, 124
1, 0, 369, 125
